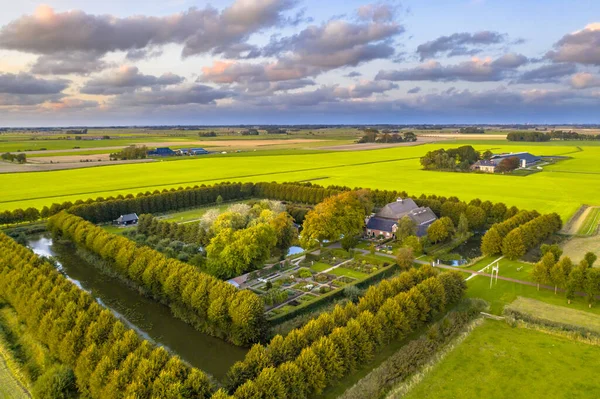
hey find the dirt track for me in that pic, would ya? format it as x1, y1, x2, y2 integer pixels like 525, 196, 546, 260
319, 137, 443, 151
0, 158, 154, 173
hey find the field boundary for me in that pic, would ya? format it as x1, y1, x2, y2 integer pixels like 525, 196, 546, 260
578, 207, 600, 236
561, 204, 588, 234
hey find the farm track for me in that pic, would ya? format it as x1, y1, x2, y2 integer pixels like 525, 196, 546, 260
0, 156, 420, 205
578, 207, 600, 236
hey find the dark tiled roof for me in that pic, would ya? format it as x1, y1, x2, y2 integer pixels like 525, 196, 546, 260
491, 152, 540, 165
117, 213, 138, 223
376, 198, 419, 219
408, 207, 437, 225
366, 217, 397, 232
474, 160, 496, 167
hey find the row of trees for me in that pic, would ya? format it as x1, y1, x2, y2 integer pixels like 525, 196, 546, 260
109, 145, 148, 160
225, 267, 439, 391
357, 129, 417, 144
507, 130, 600, 142
1, 152, 26, 163
420, 145, 488, 171
48, 212, 266, 346
500, 213, 562, 259
531, 247, 600, 306
481, 210, 540, 255
219, 271, 466, 398
0, 232, 215, 398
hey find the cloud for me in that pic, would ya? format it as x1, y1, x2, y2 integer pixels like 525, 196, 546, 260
515, 63, 577, 84
201, 11, 403, 84
375, 53, 528, 82
80, 66, 184, 95
570, 72, 600, 89
344, 71, 362, 78
0, 72, 69, 94
112, 84, 232, 106
30, 51, 112, 75
42, 98, 99, 111
356, 3, 397, 23
0, 1, 297, 60
547, 23, 600, 65
416, 31, 508, 60
407, 86, 421, 93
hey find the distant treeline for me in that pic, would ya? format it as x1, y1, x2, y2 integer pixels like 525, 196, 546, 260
420, 145, 488, 171
507, 131, 600, 142
1, 152, 26, 163
109, 145, 148, 160
459, 127, 485, 134
358, 128, 416, 144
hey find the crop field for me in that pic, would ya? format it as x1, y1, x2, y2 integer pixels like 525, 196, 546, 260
2, 141, 600, 222
403, 320, 600, 399
577, 207, 600, 236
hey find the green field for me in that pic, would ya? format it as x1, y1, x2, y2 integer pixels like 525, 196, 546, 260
578, 207, 600, 236
0, 357, 28, 399
403, 320, 600, 399
507, 297, 600, 334
463, 257, 534, 282
3, 141, 600, 223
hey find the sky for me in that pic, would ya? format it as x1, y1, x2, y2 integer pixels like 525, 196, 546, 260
1, 0, 600, 126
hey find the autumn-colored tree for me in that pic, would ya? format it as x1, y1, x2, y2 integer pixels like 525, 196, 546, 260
531, 252, 555, 290
396, 247, 415, 271
395, 216, 417, 242
481, 227, 502, 256
550, 256, 573, 294
402, 235, 423, 254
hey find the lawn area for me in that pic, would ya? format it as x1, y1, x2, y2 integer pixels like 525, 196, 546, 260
159, 201, 241, 223
403, 320, 600, 399
466, 273, 600, 315
0, 356, 28, 399
329, 266, 369, 279
578, 207, 600, 236
310, 262, 331, 273
507, 297, 600, 333
3, 142, 600, 222
462, 257, 534, 282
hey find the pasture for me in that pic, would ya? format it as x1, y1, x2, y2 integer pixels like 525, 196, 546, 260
403, 320, 600, 399
2, 141, 600, 223
578, 207, 600, 236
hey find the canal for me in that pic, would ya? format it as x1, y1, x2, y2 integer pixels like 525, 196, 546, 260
28, 235, 247, 381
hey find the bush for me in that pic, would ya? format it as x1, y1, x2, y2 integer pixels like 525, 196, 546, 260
298, 268, 313, 278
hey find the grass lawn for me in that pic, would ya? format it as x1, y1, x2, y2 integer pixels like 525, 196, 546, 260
310, 262, 331, 273
329, 267, 368, 279
4, 142, 600, 222
100, 224, 134, 235
507, 297, 600, 333
159, 201, 245, 223
0, 355, 28, 399
578, 207, 600, 236
466, 273, 600, 315
404, 320, 600, 399
463, 257, 534, 282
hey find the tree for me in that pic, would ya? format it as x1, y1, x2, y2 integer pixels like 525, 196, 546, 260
396, 247, 414, 271
396, 216, 417, 242
301, 191, 371, 248
567, 267, 585, 304
402, 235, 422, 254
541, 244, 563, 261
482, 150, 493, 160
481, 227, 502, 256
550, 256, 573, 294
216, 195, 223, 205
496, 156, 520, 173
531, 252, 555, 290
341, 234, 359, 251
584, 268, 600, 308
585, 252, 598, 267
456, 213, 469, 237
502, 228, 526, 260
427, 217, 452, 243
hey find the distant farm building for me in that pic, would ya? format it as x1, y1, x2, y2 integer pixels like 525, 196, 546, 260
114, 213, 139, 226
148, 147, 175, 156
471, 160, 497, 173
365, 198, 437, 238
177, 148, 210, 156
490, 152, 540, 167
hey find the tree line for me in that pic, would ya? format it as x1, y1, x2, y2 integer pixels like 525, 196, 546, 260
482, 212, 562, 259
217, 270, 467, 398
507, 131, 600, 142
109, 145, 148, 160
357, 128, 417, 144
48, 212, 266, 346
420, 145, 491, 171
481, 210, 540, 255
0, 232, 215, 398
225, 266, 440, 392
1, 152, 27, 163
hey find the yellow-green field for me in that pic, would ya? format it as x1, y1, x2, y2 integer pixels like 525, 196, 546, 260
2, 141, 599, 221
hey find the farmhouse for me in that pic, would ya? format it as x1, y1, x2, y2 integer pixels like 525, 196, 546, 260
490, 152, 540, 167
365, 198, 437, 238
114, 213, 139, 226
148, 147, 175, 156
471, 160, 496, 173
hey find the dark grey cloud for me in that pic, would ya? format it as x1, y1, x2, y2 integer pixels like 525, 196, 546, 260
30, 51, 112, 75
416, 31, 508, 60
547, 24, 600, 65
125, 48, 164, 61
0, 1, 297, 61
80, 66, 184, 95
375, 53, 528, 82
201, 12, 403, 85
112, 84, 231, 106
515, 63, 577, 84
356, 3, 397, 23
345, 71, 362, 78
407, 86, 421, 93
0, 72, 69, 94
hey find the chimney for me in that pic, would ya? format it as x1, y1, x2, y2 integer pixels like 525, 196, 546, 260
396, 198, 403, 203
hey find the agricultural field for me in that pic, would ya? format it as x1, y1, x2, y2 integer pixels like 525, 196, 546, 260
3, 141, 600, 224
403, 320, 600, 399
578, 207, 600, 236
